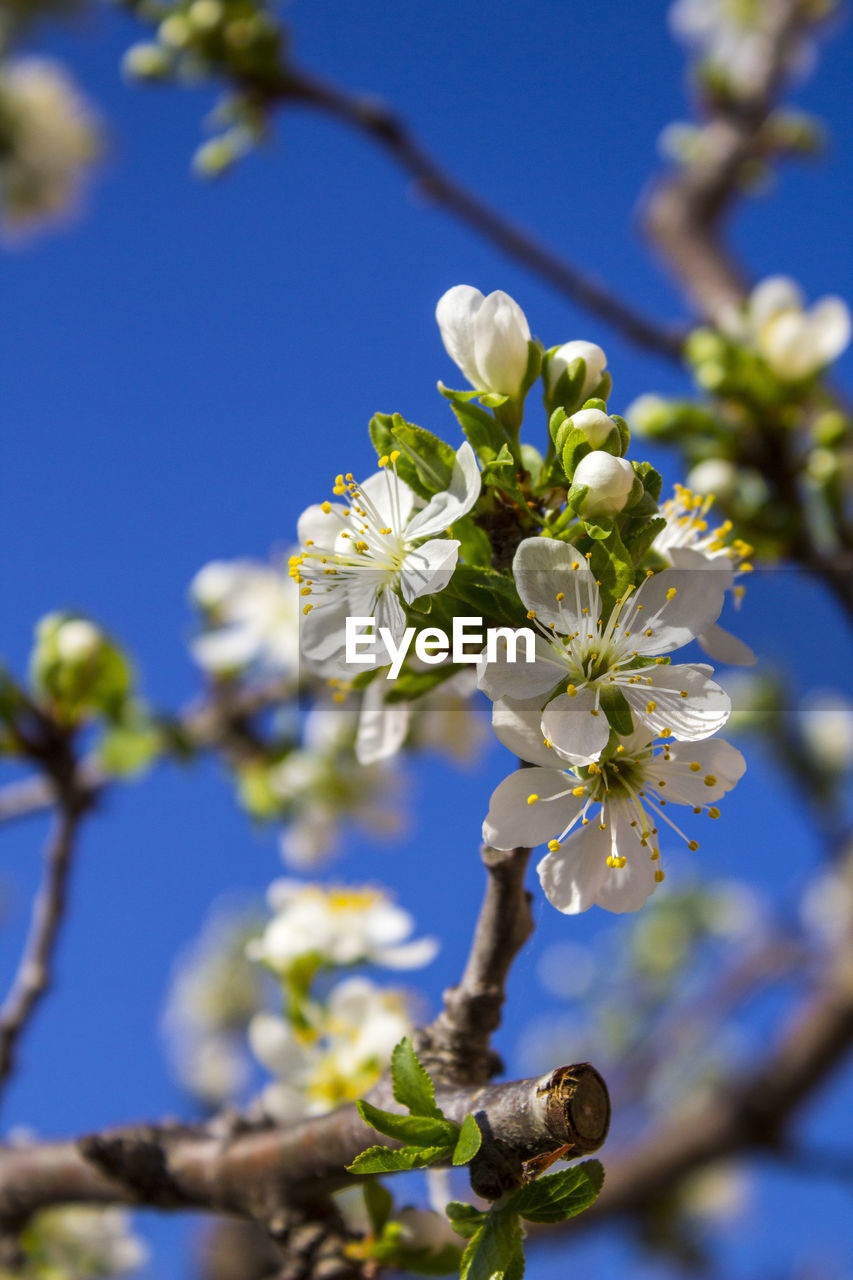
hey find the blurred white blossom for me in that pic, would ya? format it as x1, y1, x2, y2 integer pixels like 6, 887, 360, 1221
249, 976, 412, 1122
246, 879, 438, 974
798, 691, 853, 774
190, 558, 299, 676
0, 57, 100, 240
724, 276, 851, 381
15, 1206, 147, 1278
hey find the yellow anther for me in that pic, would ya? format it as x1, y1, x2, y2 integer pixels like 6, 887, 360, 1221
688, 839, 699, 851
527, 610, 536, 620
689, 762, 701, 772
709, 806, 720, 819
543, 738, 552, 749
571, 561, 580, 570
645, 628, 653, 637
679, 690, 688, 698
389, 450, 401, 463
345, 472, 354, 482
616, 744, 625, 753
300, 587, 312, 596
572, 786, 585, 796
646, 700, 656, 713
556, 591, 565, 602
527, 793, 539, 805
303, 603, 313, 615
567, 683, 578, 697
321, 501, 332, 514
355, 540, 369, 552
377, 455, 389, 467
666, 586, 677, 601
650, 848, 660, 860
654, 868, 665, 883
704, 774, 717, 787
547, 840, 561, 853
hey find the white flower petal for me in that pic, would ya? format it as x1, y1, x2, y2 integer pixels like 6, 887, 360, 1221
656, 738, 746, 804
698, 621, 757, 666
297, 502, 348, 548
405, 443, 481, 539
356, 684, 410, 765
483, 767, 583, 851
477, 632, 566, 701
512, 536, 591, 623
749, 275, 803, 328
540, 689, 610, 763
593, 835, 660, 913
435, 285, 484, 387
628, 568, 725, 655
621, 663, 731, 741
359, 470, 417, 530
808, 297, 852, 367
473, 290, 531, 397
492, 697, 560, 767
399, 539, 460, 603
537, 822, 610, 914
374, 588, 407, 645
375, 936, 440, 970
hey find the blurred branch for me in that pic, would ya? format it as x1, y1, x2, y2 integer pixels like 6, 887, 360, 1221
0, 1064, 609, 1230
0, 741, 91, 1107
644, 0, 808, 320
269, 67, 685, 360
419, 843, 533, 1084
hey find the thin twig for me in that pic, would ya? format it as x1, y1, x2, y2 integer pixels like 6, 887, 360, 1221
272, 67, 683, 361
0, 769, 90, 1105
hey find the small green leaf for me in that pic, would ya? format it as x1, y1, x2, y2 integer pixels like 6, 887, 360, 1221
346, 1144, 452, 1174
453, 515, 494, 569
390, 1037, 444, 1118
452, 1113, 483, 1166
506, 1159, 605, 1224
460, 1209, 524, 1280
445, 1202, 488, 1240
587, 526, 635, 611
357, 1099, 457, 1147
623, 515, 667, 564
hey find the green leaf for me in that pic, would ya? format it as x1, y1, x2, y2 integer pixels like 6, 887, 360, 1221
598, 686, 634, 737
623, 515, 667, 565
440, 384, 507, 462
506, 1159, 605, 1224
453, 515, 494, 569
363, 1179, 393, 1233
587, 526, 635, 611
635, 460, 663, 503
439, 567, 525, 631
390, 1037, 444, 1118
381, 413, 458, 494
384, 663, 464, 705
460, 1209, 524, 1280
452, 1113, 483, 1166
98, 718, 162, 777
445, 1202, 488, 1240
357, 1099, 457, 1147
398, 1243, 465, 1275
346, 1144, 452, 1174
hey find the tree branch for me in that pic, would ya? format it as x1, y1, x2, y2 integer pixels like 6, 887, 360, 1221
644, 0, 807, 320
0, 1064, 610, 1232
271, 67, 683, 360
419, 844, 534, 1085
0, 755, 91, 1107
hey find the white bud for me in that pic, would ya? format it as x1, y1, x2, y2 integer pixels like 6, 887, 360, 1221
572, 452, 635, 516
626, 394, 669, 437
436, 285, 531, 397
547, 340, 607, 400
567, 408, 616, 449
686, 458, 738, 499
54, 619, 102, 663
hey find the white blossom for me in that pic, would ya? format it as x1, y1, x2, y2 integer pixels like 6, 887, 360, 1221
479, 536, 730, 763
292, 444, 480, 677
565, 408, 619, 450
572, 451, 635, 516
190, 558, 299, 676
0, 57, 100, 240
246, 879, 437, 973
249, 976, 412, 1121
686, 458, 739, 499
798, 691, 853, 774
483, 728, 745, 914
26, 1206, 148, 1277
436, 285, 532, 397
546, 340, 608, 402
653, 483, 756, 666
727, 276, 851, 380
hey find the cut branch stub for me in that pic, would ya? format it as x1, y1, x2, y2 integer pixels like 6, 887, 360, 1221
540, 1064, 611, 1155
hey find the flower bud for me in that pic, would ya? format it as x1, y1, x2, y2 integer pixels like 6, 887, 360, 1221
546, 340, 607, 401
435, 285, 531, 397
686, 458, 738, 499
122, 44, 173, 81
572, 452, 635, 516
567, 407, 617, 449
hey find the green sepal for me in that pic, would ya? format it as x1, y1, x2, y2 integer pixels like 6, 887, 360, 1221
598, 686, 634, 737
390, 1037, 444, 1118
357, 1099, 457, 1148
581, 515, 614, 541
634, 460, 663, 503
542, 351, 587, 416
565, 482, 589, 514
440, 384, 507, 463
346, 1145, 452, 1174
505, 1159, 604, 1224
446, 1203, 488, 1240
611, 413, 631, 455
460, 1208, 525, 1280
452, 1113, 483, 1166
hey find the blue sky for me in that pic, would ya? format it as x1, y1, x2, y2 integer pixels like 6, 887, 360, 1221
2, 1, 853, 1276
